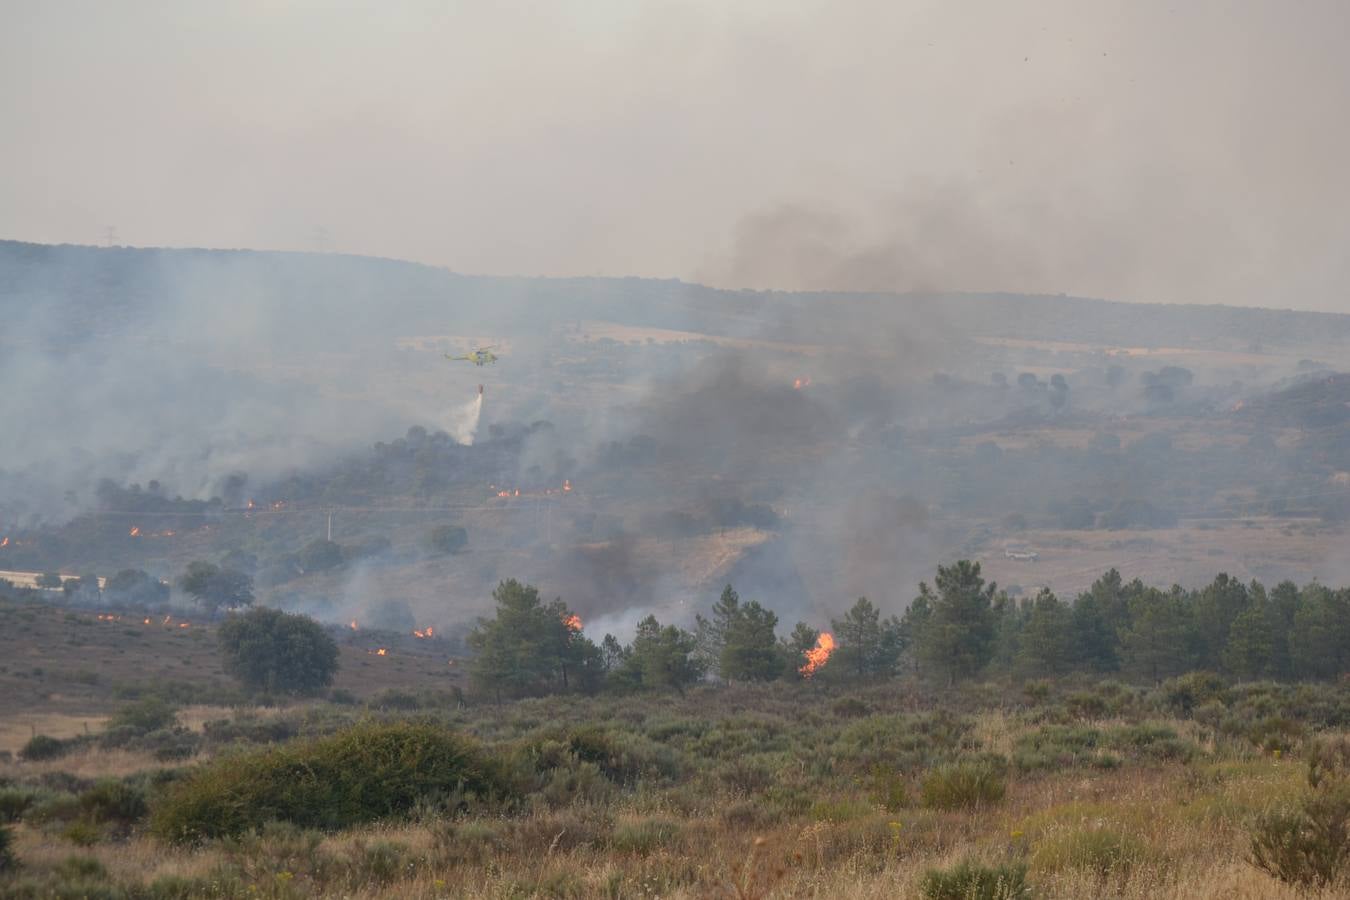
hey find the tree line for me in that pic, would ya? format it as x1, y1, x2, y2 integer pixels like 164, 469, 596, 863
467, 562, 1350, 699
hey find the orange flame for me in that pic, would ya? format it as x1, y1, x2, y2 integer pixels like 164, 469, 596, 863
246, 499, 256, 510
793, 377, 812, 390
143, 618, 151, 625
799, 632, 836, 678
178, 622, 190, 629
349, 620, 358, 630
97, 613, 119, 622
562, 613, 582, 632
0, 537, 8, 548
372, 648, 388, 656
413, 626, 435, 639
271, 500, 285, 510
563, 479, 572, 493
163, 614, 172, 625
129, 526, 142, 537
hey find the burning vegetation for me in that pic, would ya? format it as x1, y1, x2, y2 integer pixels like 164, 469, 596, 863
799, 631, 836, 678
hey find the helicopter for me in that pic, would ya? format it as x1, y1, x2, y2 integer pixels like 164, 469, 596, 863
445, 346, 498, 366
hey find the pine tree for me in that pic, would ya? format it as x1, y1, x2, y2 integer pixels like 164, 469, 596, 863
1017, 589, 1075, 676
1120, 587, 1192, 684
720, 600, 783, 682
784, 622, 821, 679
1192, 573, 1250, 670
1223, 597, 1277, 679
625, 615, 706, 692
1289, 585, 1350, 680
831, 597, 895, 679
466, 580, 585, 700
896, 592, 932, 676
916, 560, 998, 684
695, 584, 740, 678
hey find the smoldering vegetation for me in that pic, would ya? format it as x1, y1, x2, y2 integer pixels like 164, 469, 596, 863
5, 241, 1350, 633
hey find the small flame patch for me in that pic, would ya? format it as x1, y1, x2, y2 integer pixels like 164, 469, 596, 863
799, 632, 836, 679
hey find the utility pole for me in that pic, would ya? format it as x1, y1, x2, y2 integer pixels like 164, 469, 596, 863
103, 225, 119, 247
313, 225, 331, 253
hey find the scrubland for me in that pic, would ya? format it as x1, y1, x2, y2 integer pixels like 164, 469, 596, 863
3, 676, 1348, 899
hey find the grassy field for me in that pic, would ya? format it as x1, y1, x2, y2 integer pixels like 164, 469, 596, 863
3, 588, 1349, 898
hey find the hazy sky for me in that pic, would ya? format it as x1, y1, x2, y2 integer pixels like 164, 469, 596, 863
3, 1, 1348, 310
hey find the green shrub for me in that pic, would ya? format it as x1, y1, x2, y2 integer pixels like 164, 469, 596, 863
108, 697, 178, 733
1250, 738, 1350, 890
832, 697, 872, 718
54, 854, 107, 880
921, 860, 1030, 900
1247, 717, 1304, 754
0, 823, 13, 872
151, 721, 511, 842
1107, 724, 1196, 762
609, 818, 680, 855
1158, 672, 1226, 716
349, 839, 413, 886
0, 788, 37, 823
921, 762, 1006, 811
79, 780, 148, 827
20, 734, 68, 761
1013, 725, 1103, 772
62, 819, 101, 846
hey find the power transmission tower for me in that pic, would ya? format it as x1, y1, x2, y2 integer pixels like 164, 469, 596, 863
313, 225, 331, 253
103, 226, 119, 247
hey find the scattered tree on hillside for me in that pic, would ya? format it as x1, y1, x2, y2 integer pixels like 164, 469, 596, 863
466, 579, 596, 701
424, 524, 468, 555
104, 569, 170, 607
218, 607, 339, 695
298, 539, 344, 573
178, 561, 255, 614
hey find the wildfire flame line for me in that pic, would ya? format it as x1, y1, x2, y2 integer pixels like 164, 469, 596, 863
562, 614, 582, 632
799, 632, 836, 678
413, 626, 435, 639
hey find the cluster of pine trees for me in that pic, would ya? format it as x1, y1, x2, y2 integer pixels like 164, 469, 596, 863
466, 562, 1350, 700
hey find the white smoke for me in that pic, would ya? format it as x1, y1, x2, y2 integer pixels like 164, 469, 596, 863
445, 392, 483, 446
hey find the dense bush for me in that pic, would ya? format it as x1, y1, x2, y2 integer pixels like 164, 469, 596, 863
151, 721, 511, 842
921, 762, 1007, 810
424, 524, 468, 555
0, 823, 13, 872
217, 606, 339, 695
78, 780, 148, 829
920, 860, 1030, 899
107, 697, 178, 733
19, 734, 67, 762
1250, 738, 1350, 890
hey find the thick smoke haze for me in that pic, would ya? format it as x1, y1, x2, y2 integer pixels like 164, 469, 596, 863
3, 1, 1349, 310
